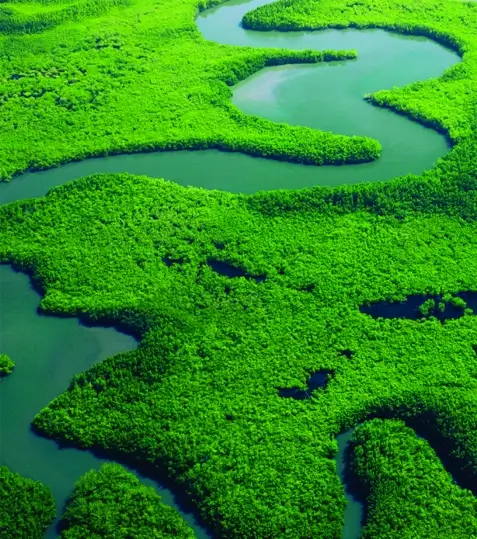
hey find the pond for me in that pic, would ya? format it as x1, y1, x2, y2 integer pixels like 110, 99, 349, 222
360, 292, 477, 321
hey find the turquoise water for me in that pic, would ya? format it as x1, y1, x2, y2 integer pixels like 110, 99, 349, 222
0, 0, 461, 537
202, 0, 458, 187
0, 0, 459, 202
336, 430, 363, 539
0, 265, 212, 538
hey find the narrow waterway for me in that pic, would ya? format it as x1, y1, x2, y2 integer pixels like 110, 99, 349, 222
0, 0, 460, 536
336, 430, 364, 539
0, 265, 212, 539
1, 0, 459, 201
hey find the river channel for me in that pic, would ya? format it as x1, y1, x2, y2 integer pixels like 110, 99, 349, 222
0, 259, 361, 538
0, 0, 460, 536
0, 270, 213, 539
1, 0, 459, 203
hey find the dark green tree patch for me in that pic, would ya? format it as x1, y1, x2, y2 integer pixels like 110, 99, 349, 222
0, 466, 55, 538
60, 464, 195, 538
350, 419, 477, 538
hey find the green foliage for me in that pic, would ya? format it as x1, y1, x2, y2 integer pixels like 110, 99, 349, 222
0, 0, 133, 35
4, 172, 477, 536
451, 296, 467, 310
242, 0, 477, 159
60, 463, 195, 538
4, 0, 477, 535
0, 353, 14, 376
0, 466, 55, 538
419, 298, 435, 316
419, 295, 467, 317
350, 419, 477, 538
246, 141, 477, 218
0, 0, 381, 181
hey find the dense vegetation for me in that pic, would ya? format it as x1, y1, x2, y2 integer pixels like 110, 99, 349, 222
350, 419, 477, 538
4, 0, 477, 535
3, 170, 477, 536
243, 0, 477, 161
60, 463, 195, 538
0, 466, 55, 538
0, 354, 14, 376
0, 0, 384, 181
0, 0, 132, 35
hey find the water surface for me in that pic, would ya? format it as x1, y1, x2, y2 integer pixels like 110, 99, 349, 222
0, 0, 460, 200
200, 0, 459, 186
336, 430, 364, 539
360, 292, 477, 321
0, 265, 211, 539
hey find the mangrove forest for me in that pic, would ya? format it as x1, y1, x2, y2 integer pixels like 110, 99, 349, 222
2, 0, 477, 537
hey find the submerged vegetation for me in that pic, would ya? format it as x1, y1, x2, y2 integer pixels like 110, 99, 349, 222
60, 464, 195, 538
0, 466, 55, 538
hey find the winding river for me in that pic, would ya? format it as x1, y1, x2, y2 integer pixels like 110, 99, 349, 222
0, 0, 461, 537
1, 0, 459, 203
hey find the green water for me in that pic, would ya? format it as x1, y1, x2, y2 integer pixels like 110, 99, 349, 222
336, 430, 363, 539
0, 0, 459, 202
0, 266, 134, 535
0, 0, 462, 536
202, 0, 459, 186
0, 265, 211, 539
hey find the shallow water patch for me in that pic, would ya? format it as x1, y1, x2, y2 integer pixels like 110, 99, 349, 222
162, 256, 184, 267
278, 369, 332, 399
360, 292, 477, 321
207, 259, 266, 282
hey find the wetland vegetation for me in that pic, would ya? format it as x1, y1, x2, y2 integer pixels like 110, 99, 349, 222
3, 0, 477, 536
0, 466, 55, 538
278, 369, 333, 399
5, 171, 477, 537
59, 464, 196, 538
360, 292, 477, 321
350, 420, 477, 538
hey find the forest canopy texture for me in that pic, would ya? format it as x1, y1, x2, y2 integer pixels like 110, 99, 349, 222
3, 0, 477, 537
4, 172, 477, 537
0, 466, 55, 538
0, 0, 383, 180
60, 464, 195, 538
350, 420, 477, 538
